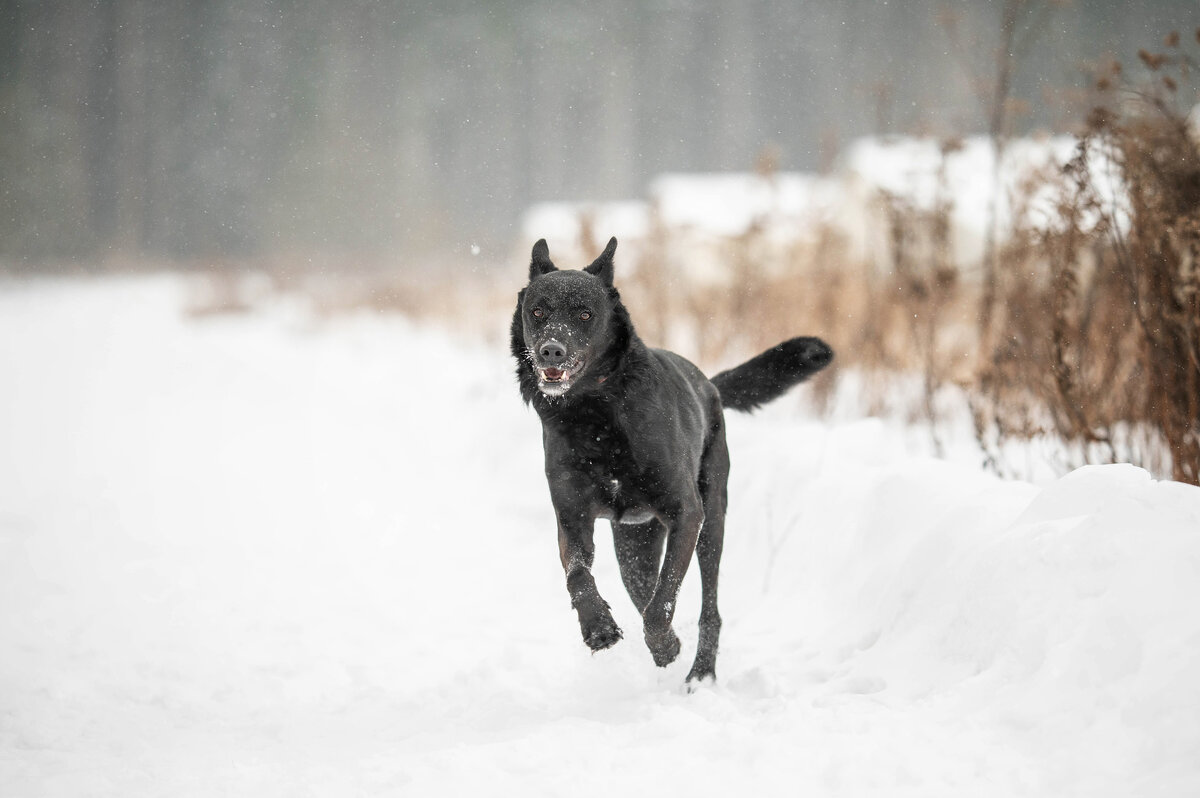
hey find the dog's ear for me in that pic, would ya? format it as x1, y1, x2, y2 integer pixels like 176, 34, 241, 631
584, 236, 617, 286
529, 239, 557, 280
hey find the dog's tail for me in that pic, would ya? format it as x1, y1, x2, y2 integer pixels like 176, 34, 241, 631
710, 337, 834, 412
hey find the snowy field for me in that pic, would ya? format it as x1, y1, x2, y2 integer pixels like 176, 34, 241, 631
2, 275, 1199, 797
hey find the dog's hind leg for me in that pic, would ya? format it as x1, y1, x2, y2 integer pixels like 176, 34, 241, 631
687, 425, 730, 685
612, 520, 666, 614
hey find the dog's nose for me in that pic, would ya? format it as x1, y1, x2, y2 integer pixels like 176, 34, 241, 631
539, 340, 567, 365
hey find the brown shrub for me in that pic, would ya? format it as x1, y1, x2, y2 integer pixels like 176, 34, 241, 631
971, 39, 1200, 484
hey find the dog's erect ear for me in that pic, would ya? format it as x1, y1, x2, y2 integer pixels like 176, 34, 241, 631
529, 239, 557, 280
584, 236, 618, 286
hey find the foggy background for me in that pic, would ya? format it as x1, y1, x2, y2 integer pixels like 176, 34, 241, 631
0, 0, 1192, 265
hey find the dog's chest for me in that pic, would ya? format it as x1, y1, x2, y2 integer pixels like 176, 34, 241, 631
572, 430, 645, 493
603, 477, 656, 525
583, 432, 661, 522
542, 396, 667, 516
571, 422, 648, 484
547, 411, 658, 517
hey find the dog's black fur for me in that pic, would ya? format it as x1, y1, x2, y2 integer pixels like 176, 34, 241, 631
511, 237, 833, 684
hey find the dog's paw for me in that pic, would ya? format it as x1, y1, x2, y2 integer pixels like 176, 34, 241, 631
685, 666, 716, 688
645, 627, 681, 667
582, 618, 623, 652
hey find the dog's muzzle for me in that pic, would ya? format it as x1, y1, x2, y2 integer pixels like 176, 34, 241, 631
534, 342, 583, 395
537, 362, 582, 393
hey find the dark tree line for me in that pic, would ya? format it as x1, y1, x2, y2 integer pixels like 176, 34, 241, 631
0, 0, 1190, 264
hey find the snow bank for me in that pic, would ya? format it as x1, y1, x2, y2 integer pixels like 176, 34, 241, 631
518, 133, 1125, 281
842, 135, 1079, 225
519, 200, 650, 265
840, 134, 1125, 268
728, 421, 1200, 794
648, 171, 841, 238
1, 277, 1198, 796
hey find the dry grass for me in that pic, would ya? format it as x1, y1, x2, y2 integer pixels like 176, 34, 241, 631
968, 31, 1200, 483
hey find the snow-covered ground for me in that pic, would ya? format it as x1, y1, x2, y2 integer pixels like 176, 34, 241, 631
2, 276, 1199, 797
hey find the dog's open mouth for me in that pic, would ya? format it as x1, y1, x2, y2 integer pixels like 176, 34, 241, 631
537, 361, 583, 394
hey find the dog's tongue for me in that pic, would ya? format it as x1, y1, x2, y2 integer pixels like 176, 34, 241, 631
543, 367, 564, 381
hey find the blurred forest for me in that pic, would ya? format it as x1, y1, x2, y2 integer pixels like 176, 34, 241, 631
0, 0, 1193, 265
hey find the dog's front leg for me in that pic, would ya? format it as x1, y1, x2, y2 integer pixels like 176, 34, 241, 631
557, 511, 623, 652
641, 498, 704, 667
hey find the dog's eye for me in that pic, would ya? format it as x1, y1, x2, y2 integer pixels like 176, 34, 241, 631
532, 308, 544, 318
580, 311, 592, 321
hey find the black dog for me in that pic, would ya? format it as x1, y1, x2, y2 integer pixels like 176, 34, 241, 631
511, 237, 832, 684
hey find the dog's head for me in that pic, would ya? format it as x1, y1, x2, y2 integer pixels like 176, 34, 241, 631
511, 236, 630, 402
